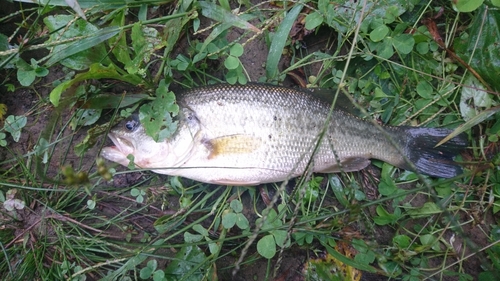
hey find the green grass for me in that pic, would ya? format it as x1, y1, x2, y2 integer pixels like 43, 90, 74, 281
1, 0, 500, 280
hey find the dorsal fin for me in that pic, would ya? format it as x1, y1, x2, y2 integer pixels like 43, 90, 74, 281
307, 88, 361, 116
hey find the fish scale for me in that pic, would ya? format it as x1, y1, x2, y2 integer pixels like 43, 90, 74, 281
101, 83, 468, 185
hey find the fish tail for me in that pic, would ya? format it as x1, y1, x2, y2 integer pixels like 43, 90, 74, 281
394, 127, 468, 178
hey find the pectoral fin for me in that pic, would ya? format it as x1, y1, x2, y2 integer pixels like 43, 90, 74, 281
317, 157, 371, 173
202, 134, 262, 159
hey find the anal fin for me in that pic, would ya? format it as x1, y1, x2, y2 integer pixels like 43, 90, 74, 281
317, 157, 371, 173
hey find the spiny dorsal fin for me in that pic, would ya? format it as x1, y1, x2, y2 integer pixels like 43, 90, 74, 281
308, 88, 361, 116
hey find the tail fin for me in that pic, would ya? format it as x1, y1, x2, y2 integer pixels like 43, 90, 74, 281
398, 127, 468, 178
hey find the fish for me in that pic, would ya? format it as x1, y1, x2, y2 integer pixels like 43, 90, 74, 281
101, 83, 467, 185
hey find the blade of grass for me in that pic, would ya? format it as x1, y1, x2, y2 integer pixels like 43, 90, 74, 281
198, 1, 260, 33
436, 105, 500, 147
45, 26, 120, 67
49, 63, 143, 106
265, 4, 303, 79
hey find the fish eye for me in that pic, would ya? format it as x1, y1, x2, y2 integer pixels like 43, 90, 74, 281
125, 119, 139, 131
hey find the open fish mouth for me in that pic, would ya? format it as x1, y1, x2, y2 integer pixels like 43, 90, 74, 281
101, 133, 135, 165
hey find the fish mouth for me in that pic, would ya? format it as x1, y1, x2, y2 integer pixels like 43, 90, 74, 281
101, 133, 135, 165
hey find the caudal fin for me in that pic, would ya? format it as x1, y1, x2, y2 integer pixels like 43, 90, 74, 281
398, 127, 468, 178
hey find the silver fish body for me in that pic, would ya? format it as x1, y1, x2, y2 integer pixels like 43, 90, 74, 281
101, 83, 467, 185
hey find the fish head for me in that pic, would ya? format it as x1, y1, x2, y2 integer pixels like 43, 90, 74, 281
101, 114, 174, 169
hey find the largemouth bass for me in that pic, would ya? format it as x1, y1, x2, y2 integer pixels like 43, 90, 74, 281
101, 83, 467, 185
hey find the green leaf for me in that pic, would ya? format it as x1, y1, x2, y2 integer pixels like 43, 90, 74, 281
125, 23, 147, 74
125, 25, 164, 74
384, 5, 400, 24
164, 245, 205, 280
140, 266, 153, 279
235, 213, 249, 230
354, 251, 376, 265
184, 232, 203, 243
70, 109, 101, 129
147, 259, 158, 271
256, 208, 281, 231
224, 55, 240, 70
330, 175, 349, 206
454, 5, 500, 91
0, 33, 16, 69
109, 10, 131, 66
436, 74, 497, 146
44, 15, 116, 68
453, 0, 484, 12
222, 212, 237, 229
230, 199, 243, 213
416, 41, 429, 54
305, 11, 324, 30
266, 4, 303, 79
321, 241, 377, 273
152, 270, 165, 281
237, 70, 248, 85
130, 188, 140, 196
171, 54, 191, 71
192, 224, 209, 236
0, 133, 7, 147
378, 178, 397, 196
370, 24, 390, 42
139, 80, 179, 142
420, 234, 440, 251
303, 179, 319, 203
393, 234, 411, 248
33, 59, 49, 77
49, 63, 142, 106
199, 1, 260, 33
416, 81, 433, 99
257, 234, 276, 259
82, 93, 148, 109
434, 184, 452, 197
16, 68, 36, 86
318, 0, 404, 35
407, 202, 442, 218
392, 33, 415, 54
374, 205, 402, 225
460, 75, 495, 120
163, 6, 197, 75
4, 115, 27, 142
16, 59, 38, 86
87, 199, 96, 210
229, 43, 244, 57
218, 0, 230, 10
225, 68, 239, 84
374, 39, 394, 59
271, 230, 289, 247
